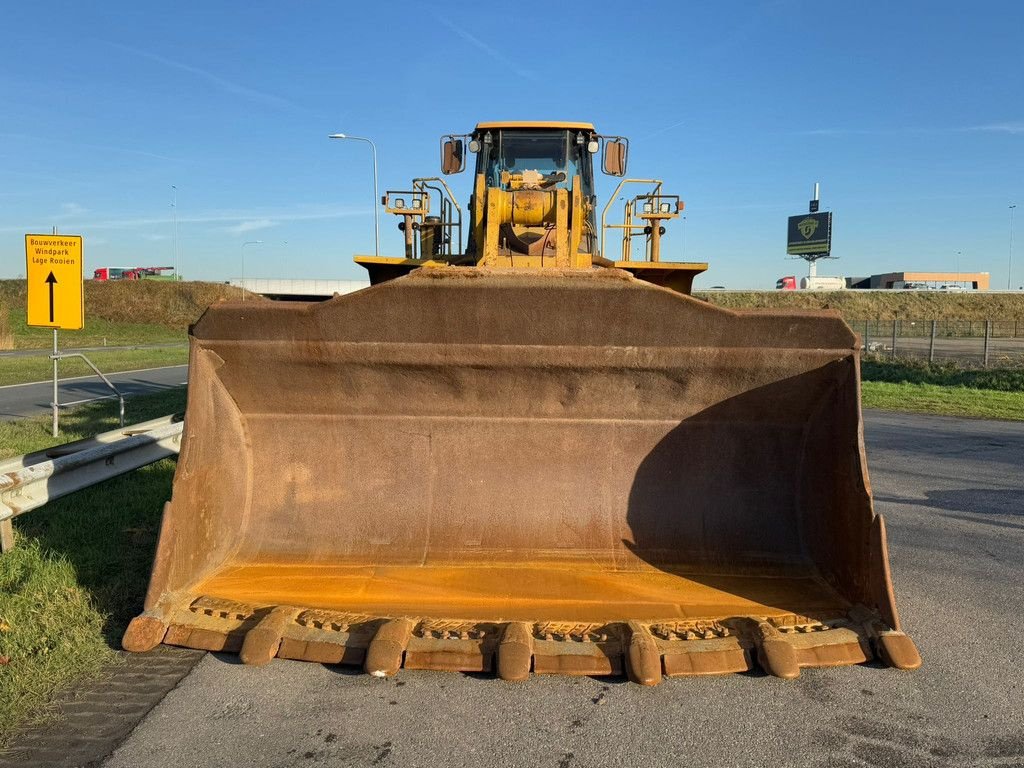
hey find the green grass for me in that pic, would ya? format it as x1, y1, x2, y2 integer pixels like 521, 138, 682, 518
0, 345, 188, 386
861, 381, 1024, 420
5, 309, 185, 350
695, 288, 1024, 322
860, 358, 1024, 420
0, 279, 256, 349
861, 358, 1024, 391
0, 389, 185, 744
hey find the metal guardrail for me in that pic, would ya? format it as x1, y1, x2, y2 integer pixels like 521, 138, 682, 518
0, 414, 184, 552
53, 350, 126, 429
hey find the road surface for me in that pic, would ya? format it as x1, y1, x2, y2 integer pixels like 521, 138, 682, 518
3, 411, 1023, 767
0, 365, 188, 421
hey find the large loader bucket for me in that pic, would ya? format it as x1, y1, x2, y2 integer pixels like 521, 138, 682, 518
124, 268, 920, 683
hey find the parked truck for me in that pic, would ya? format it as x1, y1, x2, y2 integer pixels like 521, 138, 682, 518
93, 266, 177, 281
776, 275, 845, 290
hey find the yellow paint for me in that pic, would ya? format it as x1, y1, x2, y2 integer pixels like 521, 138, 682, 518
24, 234, 84, 330
475, 121, 595, 131
353, 255, 446, 267
194, 562, 848, 624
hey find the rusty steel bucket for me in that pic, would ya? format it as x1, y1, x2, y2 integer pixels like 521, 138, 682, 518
124, 268, 920, 683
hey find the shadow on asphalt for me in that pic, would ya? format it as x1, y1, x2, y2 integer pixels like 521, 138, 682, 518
876, 488, 1024, 517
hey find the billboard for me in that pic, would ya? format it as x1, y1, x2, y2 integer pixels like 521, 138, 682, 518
787, 212, 832, 256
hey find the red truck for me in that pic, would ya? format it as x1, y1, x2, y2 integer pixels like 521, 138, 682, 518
776, 275, 797, 290
93, 267, 176, 281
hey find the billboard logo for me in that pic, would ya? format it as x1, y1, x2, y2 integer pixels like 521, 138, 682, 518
797, 217, 819, 239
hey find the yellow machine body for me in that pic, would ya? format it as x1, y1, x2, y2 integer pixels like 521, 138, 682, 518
125, 122, 920, 684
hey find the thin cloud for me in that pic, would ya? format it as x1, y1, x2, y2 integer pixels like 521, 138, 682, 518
794, 127, 932, 137
0, 204, 368, 234
105, 41, 297, 110
964, 122, 1024, 135
61, 202, 88, 216
435, 15, 538, 81
797, 122, 1024, 137
0, 131, 179, 162
226, 219, 277, 235
637, 119, 688, 141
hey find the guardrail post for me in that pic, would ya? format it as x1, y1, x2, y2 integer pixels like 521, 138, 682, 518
0, 520, 13, 552
984, 320, 991, 368
890, 319, 898, 360
929, 320, 936, 364
52, 329, 59, 437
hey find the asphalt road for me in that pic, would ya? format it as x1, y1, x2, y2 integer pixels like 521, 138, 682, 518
90, 410, 1024, 768
0, 365, 188, 420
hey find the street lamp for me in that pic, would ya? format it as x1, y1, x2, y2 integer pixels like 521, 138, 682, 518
329, 133, 380, 257
1010, 204, 1017, 290
171, 185, 178, 278
241, 240, 263, 301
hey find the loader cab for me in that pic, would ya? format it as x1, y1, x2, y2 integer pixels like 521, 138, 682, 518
472, 127, 597, 197
444, 122, 626, 261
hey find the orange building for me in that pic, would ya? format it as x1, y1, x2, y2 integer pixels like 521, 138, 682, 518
854, 272, 990, 290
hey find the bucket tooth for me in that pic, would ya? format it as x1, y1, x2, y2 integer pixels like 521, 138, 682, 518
240, 607, 299, 666
122, 611, 169, 652
848, 605, 922, 671
875, 631, 922, 670
365, 618, 415, 678
754, 622, 800, 679
626, 622, 663, 686
497, 622, 534, 682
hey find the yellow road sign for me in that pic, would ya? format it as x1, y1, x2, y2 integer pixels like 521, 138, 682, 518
25, 234, 84, 330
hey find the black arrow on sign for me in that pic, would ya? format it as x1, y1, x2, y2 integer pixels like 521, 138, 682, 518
45, 271, 57, 323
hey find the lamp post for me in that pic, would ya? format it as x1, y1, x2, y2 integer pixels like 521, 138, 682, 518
241, 240, 263, 301
171, 185, 178, 278
956, 250, 961, 288
328, 133, 380, 257
1010, 204, 1017, 290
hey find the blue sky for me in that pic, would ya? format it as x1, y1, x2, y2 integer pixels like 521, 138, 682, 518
1, 1, 1021, 288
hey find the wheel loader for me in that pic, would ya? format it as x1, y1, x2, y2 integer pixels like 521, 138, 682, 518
124, 121, 921, 684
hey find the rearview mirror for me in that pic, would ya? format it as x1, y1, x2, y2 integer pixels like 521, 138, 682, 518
441, 138, 465, 175
602, 139, 627, 176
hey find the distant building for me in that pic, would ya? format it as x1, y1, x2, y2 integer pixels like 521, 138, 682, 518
847, 272, 990, 290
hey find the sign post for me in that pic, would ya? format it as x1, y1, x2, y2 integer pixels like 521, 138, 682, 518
25, 234, 85, 436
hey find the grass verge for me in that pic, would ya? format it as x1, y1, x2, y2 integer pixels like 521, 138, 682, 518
0, 389, 185, 744
695, 288, 1024, 322
861, 381, 1024, 420
4, 312, 185, 350
0, 279, 256, 350
861, 359, 1024, 420
0, 346, 188, 387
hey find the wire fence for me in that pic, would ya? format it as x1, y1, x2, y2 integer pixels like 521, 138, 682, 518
857, 320, 1024, 368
